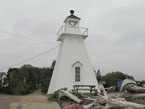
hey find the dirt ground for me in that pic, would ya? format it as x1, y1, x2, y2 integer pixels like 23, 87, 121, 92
0, 89, 60, 109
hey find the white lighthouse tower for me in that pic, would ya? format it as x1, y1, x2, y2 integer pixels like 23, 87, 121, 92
48, 10, 98, 94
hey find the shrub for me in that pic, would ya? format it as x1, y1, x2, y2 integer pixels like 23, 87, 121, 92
41, 78, 51, 93
47, 88, 67, 102
14, 81, 29, 95
73, 91, 83, 99
82, 93, 93, 97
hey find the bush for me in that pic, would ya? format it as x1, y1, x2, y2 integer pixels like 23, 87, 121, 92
0, 80, 1, 90
14, 81, 29, 95
41, 78, 51, 93
48, 90, 59, 101
73, 91, 83, 99
47, 88, 67, 102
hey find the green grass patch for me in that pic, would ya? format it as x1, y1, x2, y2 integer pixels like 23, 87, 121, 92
109, 91, 123, 93
82, 93, 93, 97
47, 88, 67, 102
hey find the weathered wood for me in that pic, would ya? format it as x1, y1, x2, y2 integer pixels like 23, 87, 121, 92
98, 94, 145, 109
83, 102, 95, 109
126, 84, 145, 93
98, 83, 145, 109
59, 90, 82, 103
59, 83, 145, 109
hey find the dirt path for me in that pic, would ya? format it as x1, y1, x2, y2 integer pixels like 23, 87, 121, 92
0, 90, 60, 109
28, 89, 42, 95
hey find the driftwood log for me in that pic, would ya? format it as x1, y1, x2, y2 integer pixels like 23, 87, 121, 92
58, 83, 145, 109
126, 84, 145, 93
98, 83, 145, 109
58, 90, 82, 103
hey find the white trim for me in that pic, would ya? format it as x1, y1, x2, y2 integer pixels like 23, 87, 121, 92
72, 61, 83, 67
72, 61, 83, 84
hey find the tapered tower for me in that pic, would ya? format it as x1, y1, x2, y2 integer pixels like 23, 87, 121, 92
48, 10, 98, 94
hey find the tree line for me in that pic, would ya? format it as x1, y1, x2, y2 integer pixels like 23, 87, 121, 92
0, 61, 56, 95
96, 70, 134, 88
1, 61, 137, 95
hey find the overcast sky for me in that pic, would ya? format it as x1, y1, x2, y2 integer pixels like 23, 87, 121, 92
0, 0, 145, 80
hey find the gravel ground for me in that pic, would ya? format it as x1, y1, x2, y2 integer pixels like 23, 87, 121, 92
0, 90, 60, 109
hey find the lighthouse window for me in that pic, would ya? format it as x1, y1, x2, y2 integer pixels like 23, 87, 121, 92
69, 21, 76, 26
75, 67, 80, 82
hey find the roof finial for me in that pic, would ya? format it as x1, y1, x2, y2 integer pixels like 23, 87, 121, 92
70, 10, 74, 15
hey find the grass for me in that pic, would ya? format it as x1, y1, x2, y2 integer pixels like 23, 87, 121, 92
109, 91, 123, 93
82, 93, 93, 97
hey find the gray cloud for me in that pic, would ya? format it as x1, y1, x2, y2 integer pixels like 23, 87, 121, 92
86, 1, 145, 80
0, 0, 145, 80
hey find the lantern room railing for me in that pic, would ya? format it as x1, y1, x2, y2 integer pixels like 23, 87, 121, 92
57, 26, 88, 38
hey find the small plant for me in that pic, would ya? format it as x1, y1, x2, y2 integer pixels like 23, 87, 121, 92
73, 91, 83, 99
47, 87, 67, 102
82, 93, 93, 97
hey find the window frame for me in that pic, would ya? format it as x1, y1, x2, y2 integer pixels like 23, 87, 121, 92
75, 67, 80, 82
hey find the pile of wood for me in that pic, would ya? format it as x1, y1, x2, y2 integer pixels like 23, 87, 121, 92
58, 84, 145, 109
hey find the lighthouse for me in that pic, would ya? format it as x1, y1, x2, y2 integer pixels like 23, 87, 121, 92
48, 10, 98, 94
